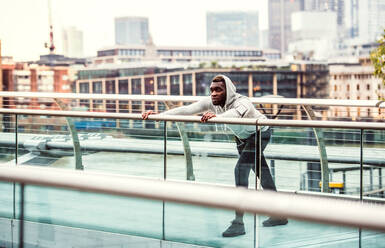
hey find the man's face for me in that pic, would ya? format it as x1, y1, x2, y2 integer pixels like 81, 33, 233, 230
210, 81, 226, 106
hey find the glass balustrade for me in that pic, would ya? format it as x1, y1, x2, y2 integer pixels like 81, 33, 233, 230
0, 113, 17, 246
0, 112, 384, 247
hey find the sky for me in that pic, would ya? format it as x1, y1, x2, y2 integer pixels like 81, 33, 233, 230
0, 0, 268, 61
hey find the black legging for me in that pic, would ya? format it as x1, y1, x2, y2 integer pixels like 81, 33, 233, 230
234, 128, 276, 190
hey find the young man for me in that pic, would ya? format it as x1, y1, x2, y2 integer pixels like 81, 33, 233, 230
142, 75, 287, 237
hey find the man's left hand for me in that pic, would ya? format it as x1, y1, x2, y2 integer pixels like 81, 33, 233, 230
201, 112, 216, 123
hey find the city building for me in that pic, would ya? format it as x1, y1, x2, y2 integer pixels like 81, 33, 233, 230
93, 44, 280, 65
269, 0, 304, 54
206, 11, 259, 47
75, 63, 329, 121
301, 0, 345, 28
349, 0, 385, 42
0, 57, 76, 132
268, 0, 302, 54
115, 16, 149, 45
329, 57, 384, 121
288, 11, 338, 60
269, 0, 350, 55
329, 41, 379, 59
62, 26, 84, 58
2, 61, 72, 108
0, 53, 88, 131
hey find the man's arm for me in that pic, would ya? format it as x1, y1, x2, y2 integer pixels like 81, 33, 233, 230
142, 98, 211, 120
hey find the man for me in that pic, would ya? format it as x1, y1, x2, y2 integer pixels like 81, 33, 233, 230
142, 75, 287, 237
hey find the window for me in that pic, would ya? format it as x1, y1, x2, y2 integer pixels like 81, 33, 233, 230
92, 81, 102, 93
170, 75, 180, 95
356, 84, 360, 90
106, 80, 115, 94
79, 83, 89, 93
367, 84, 370, 90
183, 74, 193, 95
131, 78, 142, 94
118, 79, 128, 94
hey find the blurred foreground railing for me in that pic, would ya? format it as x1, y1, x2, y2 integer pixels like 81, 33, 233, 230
1, 165, 385, 232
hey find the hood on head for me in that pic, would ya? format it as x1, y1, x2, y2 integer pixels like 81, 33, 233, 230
216, 74, 239, 108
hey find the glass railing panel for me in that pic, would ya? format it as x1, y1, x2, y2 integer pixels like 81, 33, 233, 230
15, 114, 71, 168
165, 121, 258, 246
70, 117, 163, 178
16, 184, 163, 242
325, 128, 364, 197
361, 229, 385, 247
363, 129, 385, 200
165, 121, 258, 188
257, 215, 361, 248
259, 126, 370, 247
16, 115, 164, 179
269, 126, 320, 192
270, 127, 368, 196
0, 114, 16, 222
0, 113, 16, 164
360, 129, 385, 246
164, 202, 254, 247
0, 182, 14, 219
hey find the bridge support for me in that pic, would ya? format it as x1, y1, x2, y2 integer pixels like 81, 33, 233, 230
54, 99, 83, 170
303, 106, 330, 193
165, 102, 195, 181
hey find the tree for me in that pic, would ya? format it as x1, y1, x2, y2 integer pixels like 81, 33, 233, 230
210, 61, 219, 68
370, 29, 385, 86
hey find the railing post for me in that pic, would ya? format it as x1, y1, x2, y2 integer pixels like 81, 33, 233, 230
162, 120, 167, 241
256, 128, 262, 190
163, 121, 167, 181
359, 128, 364, 248
360, 129, 364, 201
254, 124, 261, 248
12, 114, 18, 247
16, 114, 24, 248
379, 168, 383, 197
19, 183, 24, 248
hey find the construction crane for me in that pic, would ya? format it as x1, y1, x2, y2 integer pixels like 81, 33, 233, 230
44, 0, 55, 54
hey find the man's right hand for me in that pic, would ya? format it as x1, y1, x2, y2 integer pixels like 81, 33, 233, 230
142, 110, 157, 120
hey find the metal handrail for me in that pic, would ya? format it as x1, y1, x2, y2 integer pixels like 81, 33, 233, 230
0, 108, 384, 130
0, 91, 384, 108
0, 165, 385, 231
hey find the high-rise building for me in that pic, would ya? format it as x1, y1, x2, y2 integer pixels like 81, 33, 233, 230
301, 0, 345, 27
206, 11, 259, 47
62, 26, 84, 58
350, 0, 385, 42
289, 11, 338, 60
115, 17, 149, 45
268, 0, 302, 54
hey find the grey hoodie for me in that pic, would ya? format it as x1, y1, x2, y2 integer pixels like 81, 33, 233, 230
161, 75, 268, 139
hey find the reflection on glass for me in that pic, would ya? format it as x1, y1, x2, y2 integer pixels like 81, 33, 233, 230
165, 202, 254, 247
258, 216, 359, 248
21, 185, 163, 242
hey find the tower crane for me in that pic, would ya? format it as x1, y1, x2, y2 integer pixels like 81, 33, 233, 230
44, 0, 55, 54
